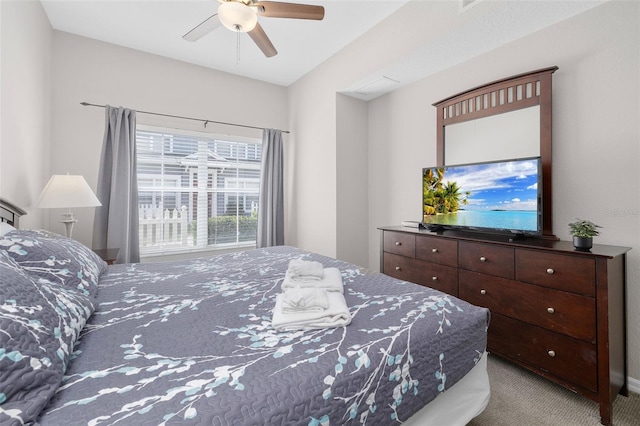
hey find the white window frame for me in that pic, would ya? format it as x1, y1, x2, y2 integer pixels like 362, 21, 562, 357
136, 125, 261, 258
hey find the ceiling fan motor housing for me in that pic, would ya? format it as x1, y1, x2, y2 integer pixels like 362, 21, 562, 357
218, 1, 258, 32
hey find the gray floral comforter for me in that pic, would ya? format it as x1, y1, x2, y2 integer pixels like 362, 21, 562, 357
36, 246, 488, 425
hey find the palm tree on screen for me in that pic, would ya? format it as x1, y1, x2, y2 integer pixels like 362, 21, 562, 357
423, 168, 470, 217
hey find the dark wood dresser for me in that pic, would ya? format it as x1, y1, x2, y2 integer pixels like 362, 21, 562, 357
379, 226, 631, 426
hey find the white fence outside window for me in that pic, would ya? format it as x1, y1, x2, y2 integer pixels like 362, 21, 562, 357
139, 205, 190, 248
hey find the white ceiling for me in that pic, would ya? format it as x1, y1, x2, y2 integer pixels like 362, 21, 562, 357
41, 0, 409, 87
40, 0, 606, 95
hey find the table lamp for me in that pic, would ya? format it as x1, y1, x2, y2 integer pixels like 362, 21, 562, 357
36, 174, 102, 238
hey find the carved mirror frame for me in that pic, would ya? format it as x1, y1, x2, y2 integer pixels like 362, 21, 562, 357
433, 66, 558, 237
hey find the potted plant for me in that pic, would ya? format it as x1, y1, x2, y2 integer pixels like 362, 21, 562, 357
568, 219, 601, 250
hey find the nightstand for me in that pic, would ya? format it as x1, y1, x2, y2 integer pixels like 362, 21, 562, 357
93, 248, 120, 265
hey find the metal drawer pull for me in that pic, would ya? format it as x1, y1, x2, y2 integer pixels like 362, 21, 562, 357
480, 256, 487, 262
432, 248, 438, 253
432, 276, 438, 281
395, 242, 401, 246
548, 350, 556, 357
480, 289, 486, 295
547, 307, 555, 314
546, 268, 554, 274
395, 266, 401, 271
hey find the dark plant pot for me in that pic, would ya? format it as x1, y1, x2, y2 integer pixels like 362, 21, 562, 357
573, 236, 593, 251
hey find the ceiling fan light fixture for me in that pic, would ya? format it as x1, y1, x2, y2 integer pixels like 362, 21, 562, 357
218, 1, 258, 32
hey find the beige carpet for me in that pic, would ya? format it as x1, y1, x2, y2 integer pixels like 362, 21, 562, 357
468, 354, 640, 426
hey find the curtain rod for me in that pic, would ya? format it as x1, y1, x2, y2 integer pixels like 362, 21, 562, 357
80, 102, 289, 134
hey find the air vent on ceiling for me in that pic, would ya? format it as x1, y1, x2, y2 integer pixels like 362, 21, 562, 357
354, 76, 400, 97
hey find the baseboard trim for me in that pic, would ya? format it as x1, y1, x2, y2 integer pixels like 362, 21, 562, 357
628, 376, 640, 394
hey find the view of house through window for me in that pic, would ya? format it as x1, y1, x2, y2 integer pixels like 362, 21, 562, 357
136, 126, 261, 256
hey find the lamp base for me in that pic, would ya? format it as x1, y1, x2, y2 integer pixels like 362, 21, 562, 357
61, 212, 77, 238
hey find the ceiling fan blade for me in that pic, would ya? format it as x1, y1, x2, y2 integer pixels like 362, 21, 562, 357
182, 14, 222, 42
254, 1, 325, 20
248, 22, 278, 57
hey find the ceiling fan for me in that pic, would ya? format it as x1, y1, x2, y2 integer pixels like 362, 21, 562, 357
183, 0, 325, 58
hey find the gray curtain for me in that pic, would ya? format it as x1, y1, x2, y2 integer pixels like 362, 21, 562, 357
257, 129, 284, 248
92, 106, 140, 263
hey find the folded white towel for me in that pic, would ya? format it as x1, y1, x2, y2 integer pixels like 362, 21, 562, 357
287, 259, 324, 281
282, 267, 344, 293
272, 291, 351, 331
282, 287, 329, 313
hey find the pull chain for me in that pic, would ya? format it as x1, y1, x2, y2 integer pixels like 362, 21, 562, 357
236, 26, 240, 65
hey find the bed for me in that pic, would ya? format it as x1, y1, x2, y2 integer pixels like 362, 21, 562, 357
0, 200, 490, 426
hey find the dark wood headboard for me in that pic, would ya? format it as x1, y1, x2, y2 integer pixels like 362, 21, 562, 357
0, 198, 27, 227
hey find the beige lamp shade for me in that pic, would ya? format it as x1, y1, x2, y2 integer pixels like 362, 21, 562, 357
36, 174, 101, 238
36, 175, 101, 209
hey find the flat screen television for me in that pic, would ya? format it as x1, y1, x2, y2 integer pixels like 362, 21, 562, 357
422, 157, 542, 236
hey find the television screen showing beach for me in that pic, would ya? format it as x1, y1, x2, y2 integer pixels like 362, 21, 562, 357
422, 158, 540, 232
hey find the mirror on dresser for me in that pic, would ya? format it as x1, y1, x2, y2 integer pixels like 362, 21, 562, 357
433, 67, 558, 237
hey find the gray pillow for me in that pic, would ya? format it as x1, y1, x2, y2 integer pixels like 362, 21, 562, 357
0, 250, 96, 425
0, 229, 107, 298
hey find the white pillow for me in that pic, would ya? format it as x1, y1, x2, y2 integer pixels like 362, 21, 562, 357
0, 221, 16, 236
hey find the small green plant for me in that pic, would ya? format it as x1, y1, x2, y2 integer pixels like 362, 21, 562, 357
568, 219, 601, 238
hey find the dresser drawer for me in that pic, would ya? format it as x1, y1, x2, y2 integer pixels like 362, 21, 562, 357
383, 253, 458, 295
489, 314, 597, 392
459, 270, 596, 342
412, 260, 458, 295
383, 231, 416, 257
458, 241, 514, 279
383, 252, 415, 282
416, 235, 458, 267
515, 250, 595, 296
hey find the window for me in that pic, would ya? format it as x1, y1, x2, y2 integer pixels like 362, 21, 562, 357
136, 126, 261, 256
